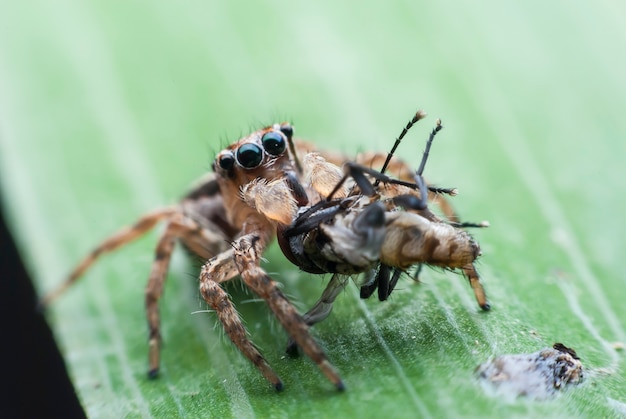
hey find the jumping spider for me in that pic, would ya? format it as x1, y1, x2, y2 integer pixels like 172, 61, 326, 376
40, 112, 488, 391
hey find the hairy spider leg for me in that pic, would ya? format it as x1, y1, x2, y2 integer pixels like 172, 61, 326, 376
39, 201, 234, 378
199, 224, 344, 391
145, 211, 230, 378
38, 206, 179, 308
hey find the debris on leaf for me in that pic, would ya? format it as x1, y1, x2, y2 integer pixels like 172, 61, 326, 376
476, 343, 583, 400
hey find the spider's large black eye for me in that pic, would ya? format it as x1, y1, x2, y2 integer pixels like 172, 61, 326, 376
261, 131, 286, 155
236, 143, 263, 168
218, 153, 235, 171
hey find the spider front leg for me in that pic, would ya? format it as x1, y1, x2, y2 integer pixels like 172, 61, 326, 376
232, 236, 345, 391
200, 229, 344, 390
199, 233, 283, 389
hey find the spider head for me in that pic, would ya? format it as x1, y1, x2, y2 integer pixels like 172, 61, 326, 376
212, 123, 299, 229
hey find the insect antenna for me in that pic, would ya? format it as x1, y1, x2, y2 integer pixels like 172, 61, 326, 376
376, 110, 427, 183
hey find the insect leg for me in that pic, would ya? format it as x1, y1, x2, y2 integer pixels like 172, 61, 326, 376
386, 268, 403, 298
389, 171, 430, 211
285, 273, 350, 355
362, 266, 397, 302
385, 118, 443, 211
360, 264, 403, 301
375, 265, 392, 301
333, 162, 420, 199
416, 118, 443, 177
377, 110, 428, 178
449, 220, 490, 228
462, 264, 490, 311
284, 200, 344, 237
359, 268, 379, 299
428, 186, 457, 195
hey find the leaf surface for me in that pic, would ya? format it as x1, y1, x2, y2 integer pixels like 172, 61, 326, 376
0, 1, 624, 417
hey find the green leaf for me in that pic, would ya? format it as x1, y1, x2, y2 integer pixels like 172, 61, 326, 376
1, 0, 625, 417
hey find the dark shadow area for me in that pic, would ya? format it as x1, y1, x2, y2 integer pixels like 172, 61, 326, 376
0, 196, 85, 418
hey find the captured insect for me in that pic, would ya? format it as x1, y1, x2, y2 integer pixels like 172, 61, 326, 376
256, 114, 490, 353
40, 111, 488, 391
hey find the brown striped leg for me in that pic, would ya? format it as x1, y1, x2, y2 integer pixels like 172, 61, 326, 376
144, 213, 232, 378
232, 236, 345, 391
199, 256, 283, 390
39, 206, 180, 308
462, 264, 490, 311
145, 226, 176, 379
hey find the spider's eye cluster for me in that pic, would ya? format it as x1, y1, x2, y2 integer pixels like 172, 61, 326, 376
216, 129, 288, 172
236, 143, 263, 168
261, 131, 286, 156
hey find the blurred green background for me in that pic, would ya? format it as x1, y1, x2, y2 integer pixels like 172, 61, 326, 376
1, 0, 625, 417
